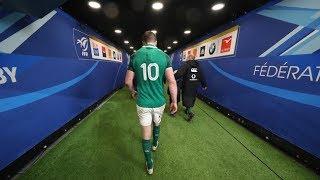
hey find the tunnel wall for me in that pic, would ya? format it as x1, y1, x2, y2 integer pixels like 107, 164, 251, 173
171, 0, 320, 159
0, 9, 129, 171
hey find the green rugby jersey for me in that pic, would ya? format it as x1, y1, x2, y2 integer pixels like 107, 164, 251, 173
128, 45, 172, 108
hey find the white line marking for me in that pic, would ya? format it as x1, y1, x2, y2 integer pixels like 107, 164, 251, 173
259, 26, 304, 57
96, 91, 119, 110
280, 29, 319, 56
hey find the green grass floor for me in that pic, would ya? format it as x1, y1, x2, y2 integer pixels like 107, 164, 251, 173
19, 89, 318, 179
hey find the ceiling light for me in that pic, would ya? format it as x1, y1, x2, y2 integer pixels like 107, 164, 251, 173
173, 40, 178, 44
88, 1, 101, 9
164, 50, 167, 53
184, 30, 191, 35
167, 46, 171, 49
130, 46, 134, 49
114, 29, 122, 34
152, 2, 164, 10
124, 40, 129, 44
211, 3, 225, 11
134, 50, 137, 52
151, 30, 157, 34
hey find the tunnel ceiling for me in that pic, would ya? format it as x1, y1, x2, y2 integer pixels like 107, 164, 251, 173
61, 0, 270, 54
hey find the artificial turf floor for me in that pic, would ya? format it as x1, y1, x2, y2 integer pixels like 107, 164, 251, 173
19, 89, 318, 179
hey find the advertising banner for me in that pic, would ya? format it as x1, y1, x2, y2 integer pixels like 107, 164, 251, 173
182, 26, 239, 60
0, 9, 128, 171
171, 0, 320, 159
198, 54, 320, 158
74, 29, 122, 62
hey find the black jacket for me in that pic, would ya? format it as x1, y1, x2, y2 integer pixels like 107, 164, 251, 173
174, 60, 207, 90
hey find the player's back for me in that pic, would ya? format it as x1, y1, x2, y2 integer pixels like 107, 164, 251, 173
129, 45, 171, 108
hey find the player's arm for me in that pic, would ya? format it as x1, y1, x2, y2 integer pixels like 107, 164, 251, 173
166, 67, 178, 113
125, 54, 137, 96
125, 70, 136, 94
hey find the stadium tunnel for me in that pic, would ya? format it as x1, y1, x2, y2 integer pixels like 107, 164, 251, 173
0, 0, 320, 179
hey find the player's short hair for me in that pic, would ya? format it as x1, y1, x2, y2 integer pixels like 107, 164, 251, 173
142, 31, 157, 44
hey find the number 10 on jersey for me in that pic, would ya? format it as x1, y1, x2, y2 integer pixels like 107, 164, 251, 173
140, 63, 159, 81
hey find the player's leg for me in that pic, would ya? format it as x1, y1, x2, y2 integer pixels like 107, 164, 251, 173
141, 125, 153, 172
152, 123, 160, 151
152, 105, 165, 151
137, 106, 154, 174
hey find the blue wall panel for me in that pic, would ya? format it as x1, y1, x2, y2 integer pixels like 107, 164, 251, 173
171, 0, 320, 158
0, 9, 128, 170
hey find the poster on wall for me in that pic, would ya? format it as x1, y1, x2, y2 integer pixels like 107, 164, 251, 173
182, 26, 239, 61
73, 29, 122, 62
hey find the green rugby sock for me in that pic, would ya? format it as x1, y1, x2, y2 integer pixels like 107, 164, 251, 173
153, 126, 160, 147
142, 139, 153, 169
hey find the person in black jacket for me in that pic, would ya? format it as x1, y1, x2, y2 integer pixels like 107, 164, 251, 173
175, 54, 207, 121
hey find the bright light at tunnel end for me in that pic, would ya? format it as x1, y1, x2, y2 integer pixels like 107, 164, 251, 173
88, 1, 101, 9
211, 3, 225, 11
152, 2, 164, 10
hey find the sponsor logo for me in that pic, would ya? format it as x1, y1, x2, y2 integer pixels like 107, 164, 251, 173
209, 42, 216, 55
0, 67, 17, 85
200, 46, 205, 57
221, 36, 232, 53
108, 49, 112, 58
73, 29, 122, 62
76, 37, 89, 57
191, 68, 198, 73
192, 48, 198, 56
93, 42, 99, 56
190, 73, 198, 81
102, 46, 107, 57
73, 29, 92, 59
113, 51, 116, 60
181, 26, 238, 60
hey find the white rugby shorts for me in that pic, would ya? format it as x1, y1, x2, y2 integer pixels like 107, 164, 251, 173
136, 104, 166, 126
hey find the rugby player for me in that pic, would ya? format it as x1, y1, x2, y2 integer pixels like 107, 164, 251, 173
125, 31, 178, 175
